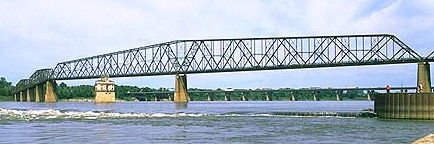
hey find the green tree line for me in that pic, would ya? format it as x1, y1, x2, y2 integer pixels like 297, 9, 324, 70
56, 82, 161, 101
0, 77, 14, 101
0, 76, 374, 101
141, 88, 374, 101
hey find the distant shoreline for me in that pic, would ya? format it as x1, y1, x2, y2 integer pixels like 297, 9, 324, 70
0, 98, 372, 102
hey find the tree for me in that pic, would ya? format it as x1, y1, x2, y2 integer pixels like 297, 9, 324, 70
57, 82, 72, 99
0, 77, 13, 101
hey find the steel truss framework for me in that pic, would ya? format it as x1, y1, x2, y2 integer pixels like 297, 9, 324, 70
427, 51, 434, 60
15, 69, 52, 92
14, 34, 428, 93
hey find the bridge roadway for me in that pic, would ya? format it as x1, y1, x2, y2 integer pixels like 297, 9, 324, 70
11, 34, 434, 103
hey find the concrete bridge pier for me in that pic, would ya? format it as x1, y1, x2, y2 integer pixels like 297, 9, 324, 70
206, 93, 213, 101
417, 62, 431, 93
373, 62, 433, 119
19, 92, 23, 102
21, 91, 28, 102
154, 94, 158, 101
336, 91, 342, 101
265, 92, 272, 101
224, 92, 231, 101
95, 76, 116, 103
35, 85, 40, 102
241, 92, 248, 101
291, 92, 297, 101
241, 95, 246, 101
26, 89, 31, 102
13, 93, 17, 102
367, 93, 372, 101
313, 92, 319, 101
167, 93, 172, 101
45, 80, 57, 103
174, 74, 189, 103
27, 87, 37, 102
224, 95, 230, 101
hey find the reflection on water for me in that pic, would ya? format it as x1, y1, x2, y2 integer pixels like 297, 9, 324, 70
0, 101, 433, 143
175, 102, 188, 110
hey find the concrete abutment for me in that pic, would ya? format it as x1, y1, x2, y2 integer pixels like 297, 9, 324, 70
374, 93, 434, 119
374, 62, 433, 119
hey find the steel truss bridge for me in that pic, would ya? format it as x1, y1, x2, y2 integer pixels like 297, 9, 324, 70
14, 34, 434, 94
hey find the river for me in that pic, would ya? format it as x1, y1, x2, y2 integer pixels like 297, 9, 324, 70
0, 101, 433, 143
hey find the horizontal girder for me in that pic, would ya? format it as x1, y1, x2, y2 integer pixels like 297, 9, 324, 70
14, 34, 427, 93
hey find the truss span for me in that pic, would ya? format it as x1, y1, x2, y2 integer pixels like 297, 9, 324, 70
15, 69, 52, 92
52, 34, 422, 80
14, 34, 427, 93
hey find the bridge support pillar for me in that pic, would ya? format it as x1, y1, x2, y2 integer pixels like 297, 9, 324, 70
95, 76, 116, 103
19, 92, 23, 102
367, 93, 372, 101
241, 95, 247, 101
313, 94, 319, 101
26, 89, 31, 102
207, 93, 213, 101
291, 92, 297, 101
45, 81, 57, 103
14, 93, 17, 102
265, 92, 272, 101
224, 93, 231, 101
417, 62, 432, 93
336, 91, 342, 101
174, 74, 189, 103
35, 85, 40, 102
168, 94, 172, 101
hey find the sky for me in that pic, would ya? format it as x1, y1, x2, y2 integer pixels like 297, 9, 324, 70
0, 0, 433, 89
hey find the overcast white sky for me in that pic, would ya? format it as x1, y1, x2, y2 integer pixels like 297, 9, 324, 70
0, 0, 433, 89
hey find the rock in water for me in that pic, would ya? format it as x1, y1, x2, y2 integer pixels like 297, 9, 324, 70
412, 134, 434, 144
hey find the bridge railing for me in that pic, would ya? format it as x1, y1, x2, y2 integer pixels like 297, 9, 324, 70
51, 34, 423, 80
